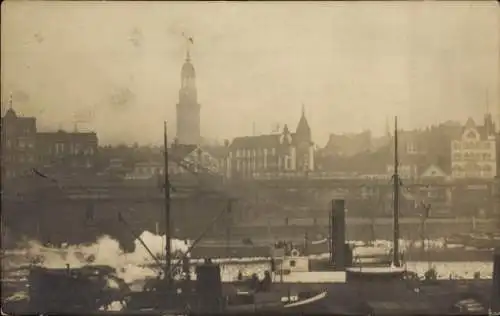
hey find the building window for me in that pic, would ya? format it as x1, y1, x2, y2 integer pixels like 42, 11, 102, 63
271, 148, 276, 156
55, 143, 65, 154
406, 143, 416, 154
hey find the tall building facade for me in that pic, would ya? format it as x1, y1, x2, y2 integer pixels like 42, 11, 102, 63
176, 50, 201, 145
451, 115, 497, 179
36, 130, 98, 172
1, 105, 37, 179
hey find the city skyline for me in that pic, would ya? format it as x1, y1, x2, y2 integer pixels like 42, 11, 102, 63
1, 1, 499, 146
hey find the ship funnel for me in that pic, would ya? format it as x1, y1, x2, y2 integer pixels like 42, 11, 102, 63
195, 260, 223, 313
491, 247, 500, 312
330, 199, 348, 271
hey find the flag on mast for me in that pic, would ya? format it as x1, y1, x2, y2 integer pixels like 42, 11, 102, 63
182, 32, 194, 44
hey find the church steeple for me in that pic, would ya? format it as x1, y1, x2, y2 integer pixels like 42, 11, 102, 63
4, 92, 16, 118
8, 92, 13, 110
296, 103, 311, 141
176, 34, 201, 145
179, 35, 196, 101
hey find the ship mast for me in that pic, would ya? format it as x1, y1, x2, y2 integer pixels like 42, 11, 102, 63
393, 116, 401, 267
164, 121, 172, 284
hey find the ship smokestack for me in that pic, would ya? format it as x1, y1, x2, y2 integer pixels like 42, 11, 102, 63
491, 247, 500, 312
330, 199, 346, 271
196, 260, 223, 313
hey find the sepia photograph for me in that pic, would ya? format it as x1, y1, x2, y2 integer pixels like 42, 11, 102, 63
1, 0, 500, 314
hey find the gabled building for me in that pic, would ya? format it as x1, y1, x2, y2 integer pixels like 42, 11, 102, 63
228, 107, 314, 180
170, 143, 225, 176
451, 115, 496, 180
125, 143, 227, 188
202, 140, 231, 179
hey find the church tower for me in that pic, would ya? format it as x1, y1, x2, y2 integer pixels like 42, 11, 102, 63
176, 42, 201, 145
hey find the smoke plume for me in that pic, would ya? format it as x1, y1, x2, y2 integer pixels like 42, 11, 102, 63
4, 231, 190, 283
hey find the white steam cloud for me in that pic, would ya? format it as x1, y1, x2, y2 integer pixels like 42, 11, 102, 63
4, 231, 190, 283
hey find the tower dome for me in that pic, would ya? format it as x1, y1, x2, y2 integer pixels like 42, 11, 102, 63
181, 59, 196, 79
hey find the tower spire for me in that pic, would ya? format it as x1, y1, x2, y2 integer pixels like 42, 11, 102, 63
8, 92, 13, 110
182, 32, 194, 62
385, 116, 390, 137
486, 89, 490, 114
177, 33, 200, 146
186, 44, 191, 62
301, 103, 306, 117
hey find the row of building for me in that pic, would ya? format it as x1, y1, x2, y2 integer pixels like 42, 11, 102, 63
167, 41, 500, 183
316, 114, 498, 182
1, 104, 98, 180
3, 102, 498, 185
2, 42, 498, 184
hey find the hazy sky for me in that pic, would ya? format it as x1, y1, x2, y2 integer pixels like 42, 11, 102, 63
1, 1, 499, 146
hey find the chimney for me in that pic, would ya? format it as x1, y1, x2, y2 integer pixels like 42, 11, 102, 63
491, 247, 500, 312
330, 199, 347, 271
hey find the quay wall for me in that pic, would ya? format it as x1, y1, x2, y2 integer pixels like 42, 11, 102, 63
3, 194, 496, 250
1, 195, 230, 250
231, 217, 497, 241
